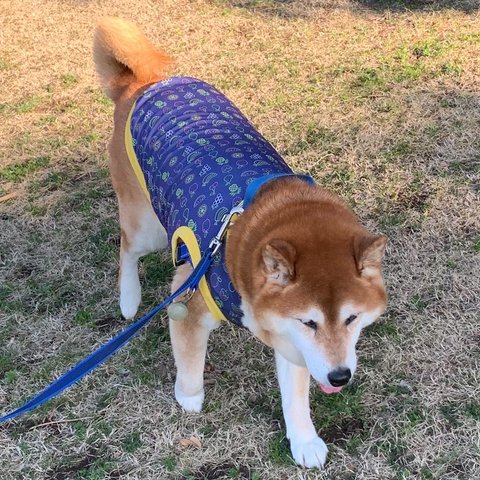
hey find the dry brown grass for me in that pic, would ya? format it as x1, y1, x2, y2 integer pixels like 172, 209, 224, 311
1, 0, 479, 479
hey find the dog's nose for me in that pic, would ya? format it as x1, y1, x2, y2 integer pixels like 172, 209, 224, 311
328, 368, 351, 387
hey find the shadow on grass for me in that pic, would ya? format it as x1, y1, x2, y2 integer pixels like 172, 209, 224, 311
356, 0, 479, 12
219, 0, 479, 18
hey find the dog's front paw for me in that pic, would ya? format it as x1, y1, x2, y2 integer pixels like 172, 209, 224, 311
175, 385, 204, 413
290, 435, 328, 469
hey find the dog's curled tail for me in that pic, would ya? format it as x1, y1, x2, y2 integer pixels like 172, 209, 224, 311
93, 17, 173, 100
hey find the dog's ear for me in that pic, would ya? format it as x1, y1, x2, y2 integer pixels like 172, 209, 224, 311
262, 239, 296, 286
354, 234, 387, 277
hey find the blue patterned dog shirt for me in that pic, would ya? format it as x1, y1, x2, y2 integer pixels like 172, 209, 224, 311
126, 77, 293, 326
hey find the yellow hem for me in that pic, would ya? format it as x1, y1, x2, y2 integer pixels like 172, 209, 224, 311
171, 226, 227, 322
125, 104, 225, 322
125, 104, 150, 200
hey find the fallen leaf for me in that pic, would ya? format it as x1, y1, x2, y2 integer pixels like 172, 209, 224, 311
0, 191, 19, 203
204, 362, 215, 373
178, 436, 201, 449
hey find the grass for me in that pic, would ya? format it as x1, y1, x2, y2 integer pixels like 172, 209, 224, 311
268, 432, 295, 466
0, 1, 479, 479
0, 156, 50, 183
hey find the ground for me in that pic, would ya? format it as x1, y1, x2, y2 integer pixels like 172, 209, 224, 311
0, 0, 479, 479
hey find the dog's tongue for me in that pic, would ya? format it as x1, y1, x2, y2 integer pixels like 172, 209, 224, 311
319, 384, 343, 394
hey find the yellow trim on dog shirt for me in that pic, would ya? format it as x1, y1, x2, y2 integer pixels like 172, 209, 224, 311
125, 104, 150, 200
125, 101, 226, 322
171, 227, 227, 322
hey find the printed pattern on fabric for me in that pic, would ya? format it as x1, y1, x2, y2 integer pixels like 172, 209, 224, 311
130, 77, 292, 325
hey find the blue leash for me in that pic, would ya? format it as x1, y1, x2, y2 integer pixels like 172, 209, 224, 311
0, 249, 215, 423
0, 173, 314, 423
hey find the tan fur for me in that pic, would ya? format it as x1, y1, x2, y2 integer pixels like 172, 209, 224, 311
94, 18, 173, 302
94, 17, 387, 468
93, 17, 172, 101
226, 178, 387, 356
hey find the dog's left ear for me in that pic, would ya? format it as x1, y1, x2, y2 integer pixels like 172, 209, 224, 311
262, 239, 296, 286
354, 234, 387, 277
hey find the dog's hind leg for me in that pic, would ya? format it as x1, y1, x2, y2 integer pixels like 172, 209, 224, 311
169, 264, 221, 412
118, 198, 167, 319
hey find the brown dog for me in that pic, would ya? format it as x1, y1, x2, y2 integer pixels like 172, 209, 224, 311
94, 17, 387, 468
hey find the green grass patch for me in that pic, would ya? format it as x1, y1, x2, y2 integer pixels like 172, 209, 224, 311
80, 133, 100, 144
353, 68, 386, 96
440, 402, 461, 427
287, 122, 340, 155
35, 114, 56, 126
15, 94, 43, 113
86, 218, 119, 265
0, 352, 15, 375
461, 32, 480, 44
464, 401, 480, 421
89, 88, 113, 109
26, 277, 78, 314
73, 420, 88, 441
378, 211, 408, 231
0, 156, 49, 183
162, 455, 177, 472
383, 141, 412, 160
268, 432, 295, 466
4, 370, 18, 384
43, 136, 68, 149
73, 309, 95, 327
445, 258, 457, 269
311, 384, 364, 431
404, 406, 425, 431
227, 467, 240, 478
366, 317, 399, 339
96, 390, 119, 410
0, 57, 12, 71
61, 73, 79, 86
128, 326, 170, 385
0, 284, 19, 313
412, 39, 445, 58
34, 170, 69, 191
79, 458, 113, 480
122, 431, 142, 453
411, 293, 429, 311
343, 433, 363, 455
473, 238, 480, 253
26, 201, 48, 217
141, 253, 175, 288
441, 62, 462, 76
376, 439, 411, 474
448, 159, 480, 175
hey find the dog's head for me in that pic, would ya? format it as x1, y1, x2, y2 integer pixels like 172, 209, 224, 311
231, 187, 387, 393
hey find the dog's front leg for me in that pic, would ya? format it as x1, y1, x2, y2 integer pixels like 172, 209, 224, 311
169, 265, 220, 413
275, 350, 328, 469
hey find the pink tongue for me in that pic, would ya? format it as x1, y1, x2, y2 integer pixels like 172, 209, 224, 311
319, 384, 343, 394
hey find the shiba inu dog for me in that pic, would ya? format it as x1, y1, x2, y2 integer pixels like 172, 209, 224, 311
93, 18, 387, 468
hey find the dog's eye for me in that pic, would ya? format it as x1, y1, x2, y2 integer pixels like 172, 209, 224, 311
299, 319, 317, 330
345, 314, 358, 326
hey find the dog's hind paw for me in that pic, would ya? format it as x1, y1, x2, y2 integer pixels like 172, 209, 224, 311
120, 300, 139, 320
175, 386, 204, 413
119, 287, 141, 319
290, 435, 328, 469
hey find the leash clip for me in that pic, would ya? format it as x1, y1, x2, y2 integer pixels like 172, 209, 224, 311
209, 204, 244, 256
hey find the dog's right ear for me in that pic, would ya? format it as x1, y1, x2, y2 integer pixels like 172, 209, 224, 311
354, 234, 387, 278
262, 239, 296, 287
